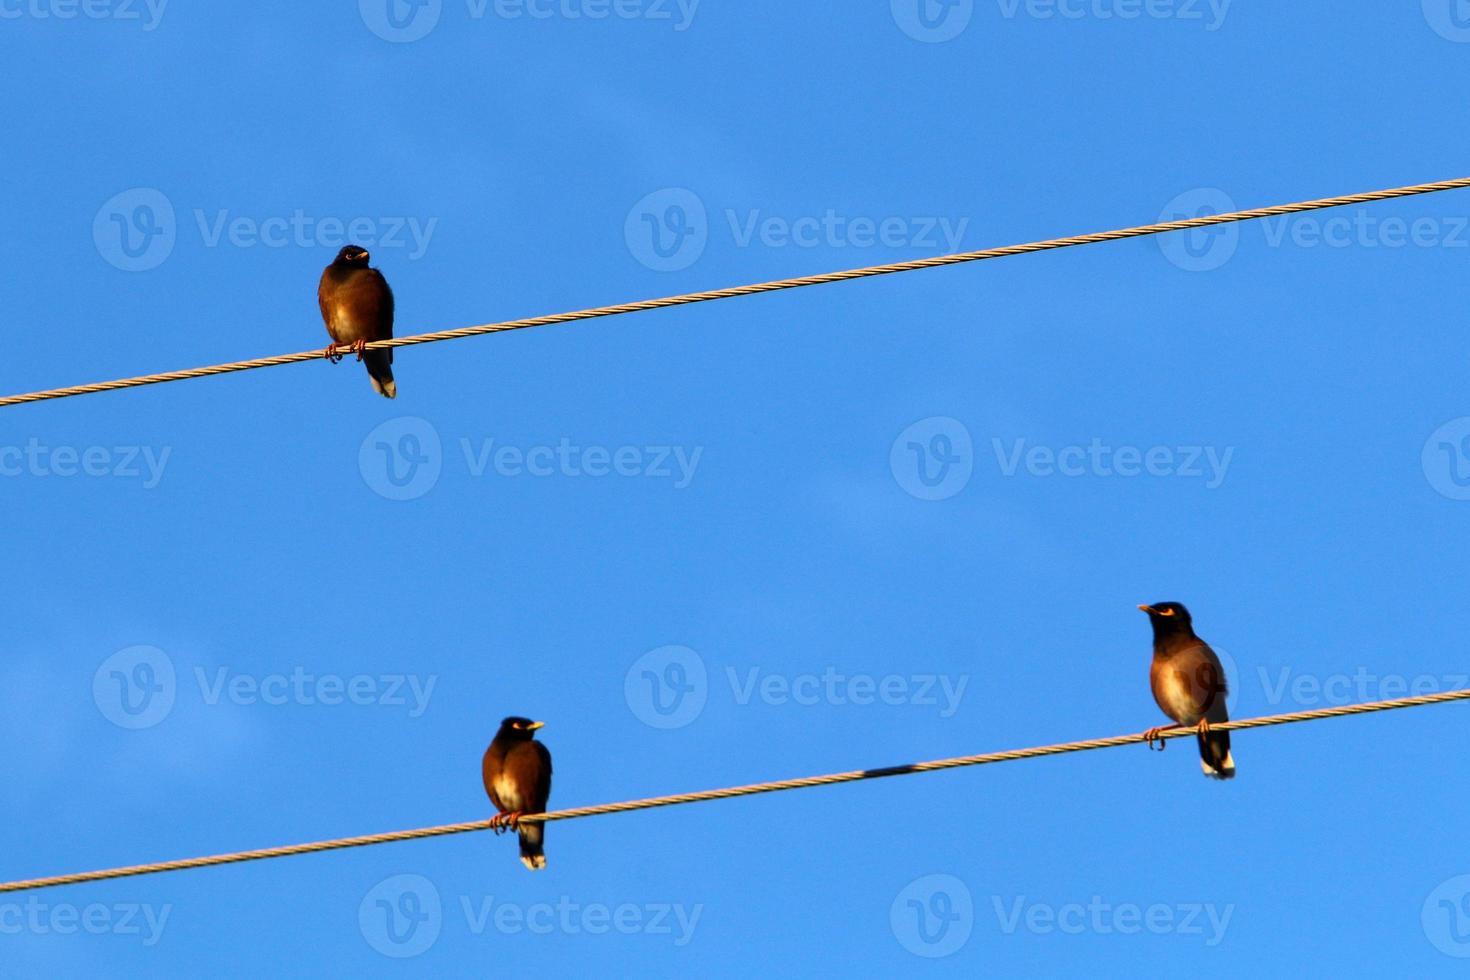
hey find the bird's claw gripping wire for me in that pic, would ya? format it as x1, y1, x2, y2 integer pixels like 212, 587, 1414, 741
1142, 726, 1170, 752
323, 343, 344, 364
352, 339, 367, 361
489, 812, 523, 835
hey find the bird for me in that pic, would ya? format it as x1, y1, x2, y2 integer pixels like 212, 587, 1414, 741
482, 717, 553, 870
318, 244, 396, 398
1137, 602, 1236, 780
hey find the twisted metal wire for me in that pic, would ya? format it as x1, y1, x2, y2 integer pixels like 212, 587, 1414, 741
5, 177, 1469, 408
3, 687, 1467, 894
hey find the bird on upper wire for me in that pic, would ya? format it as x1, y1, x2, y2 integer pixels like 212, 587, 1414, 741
1138, 602, 1236, 780
482, 717, 553, 870
318, 244, 396, 398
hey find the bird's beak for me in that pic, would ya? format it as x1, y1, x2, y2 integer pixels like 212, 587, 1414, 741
526, 721, 545, 730
1137, 604, 1156, 614
357, 250, 370, 262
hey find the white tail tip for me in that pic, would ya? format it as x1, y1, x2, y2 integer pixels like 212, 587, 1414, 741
520, 855, 547, 871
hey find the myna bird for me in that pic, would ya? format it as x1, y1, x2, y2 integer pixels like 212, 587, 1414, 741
1138, 602, 1236, 780
318, 244, 396, 398
482, 717, 553, 870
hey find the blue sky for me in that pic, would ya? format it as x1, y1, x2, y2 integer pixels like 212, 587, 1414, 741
3, 1, 1470, 975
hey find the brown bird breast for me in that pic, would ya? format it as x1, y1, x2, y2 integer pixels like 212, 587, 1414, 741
317, 266, 394, 348
481, 740, 552, 814
1149, 643, 1227, 726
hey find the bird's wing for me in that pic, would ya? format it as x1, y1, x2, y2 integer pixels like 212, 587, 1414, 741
372, 270, 395, 340
1190, 644, 1230, 721
532, 741, 552, 811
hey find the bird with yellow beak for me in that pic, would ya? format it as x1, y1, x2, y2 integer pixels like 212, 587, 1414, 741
482, 717, 553, 869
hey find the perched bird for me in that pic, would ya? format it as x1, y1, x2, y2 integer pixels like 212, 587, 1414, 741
482, 717, 553, 870
1138, 602, 1236, 780
318, 244, 396, 398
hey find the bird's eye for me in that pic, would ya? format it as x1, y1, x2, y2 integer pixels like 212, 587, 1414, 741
1159, 608, 1176, 616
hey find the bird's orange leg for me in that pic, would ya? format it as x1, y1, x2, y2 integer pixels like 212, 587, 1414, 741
324, 343, 344, 364
489, 811, 512, 835
353, 339, 367, 361
1196, 718, 1211, 736
1142, 725, 1182, 751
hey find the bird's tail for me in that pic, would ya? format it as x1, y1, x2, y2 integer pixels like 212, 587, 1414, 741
518, 821, 547, 871
365, 350, 396, 399
1197, 729, 1235, 780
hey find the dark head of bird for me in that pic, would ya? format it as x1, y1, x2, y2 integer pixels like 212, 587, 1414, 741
1137, 601, 1197, 644
495, 716, 545, 743
333, 244, 371, 266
